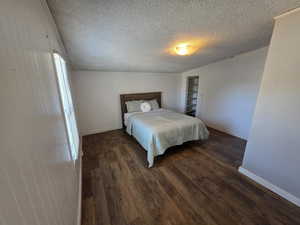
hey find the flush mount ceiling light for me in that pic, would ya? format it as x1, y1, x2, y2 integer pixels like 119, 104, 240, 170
167, 39, 209, 56
174, 43, 191, 56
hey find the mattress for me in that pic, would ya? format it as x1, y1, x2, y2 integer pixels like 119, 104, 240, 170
125, 109, 209, 167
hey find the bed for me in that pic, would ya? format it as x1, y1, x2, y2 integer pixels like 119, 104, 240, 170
120, 92, 209, 167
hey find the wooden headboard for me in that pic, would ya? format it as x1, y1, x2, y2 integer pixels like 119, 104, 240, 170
120, 92, 162, 129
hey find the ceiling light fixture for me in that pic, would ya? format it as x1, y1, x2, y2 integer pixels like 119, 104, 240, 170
174, 43, 191, 56
168, 39, 208, 56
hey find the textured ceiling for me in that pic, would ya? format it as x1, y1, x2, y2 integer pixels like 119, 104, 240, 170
47, 0, 300, 73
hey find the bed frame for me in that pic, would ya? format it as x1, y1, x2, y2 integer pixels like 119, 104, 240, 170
120, 92, 162, 129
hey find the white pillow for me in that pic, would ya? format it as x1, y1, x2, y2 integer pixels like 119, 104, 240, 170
149, 99, 159, 110
125, 100, 143, 113
140, 102, 151, 112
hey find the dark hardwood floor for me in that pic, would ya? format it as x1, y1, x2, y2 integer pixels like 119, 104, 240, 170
81, 128, 300, 225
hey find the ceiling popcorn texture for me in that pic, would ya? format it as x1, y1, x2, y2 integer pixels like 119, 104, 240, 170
47, 0, 300, 73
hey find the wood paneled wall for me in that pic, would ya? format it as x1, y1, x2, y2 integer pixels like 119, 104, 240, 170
0, 0, 80, 224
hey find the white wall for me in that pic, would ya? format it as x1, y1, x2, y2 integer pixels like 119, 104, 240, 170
72, 71, 181, 135
181, 47, 268, 139
0, 0, 80, 225
241, 9, 300, 201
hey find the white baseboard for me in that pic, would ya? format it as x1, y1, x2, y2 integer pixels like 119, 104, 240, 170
80, 128, 106, 136
80, 127, 121, 136
206, 123, 247, 140
238, 167, 300, 207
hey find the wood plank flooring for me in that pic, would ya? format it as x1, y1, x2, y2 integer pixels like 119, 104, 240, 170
81, 128, 300, 225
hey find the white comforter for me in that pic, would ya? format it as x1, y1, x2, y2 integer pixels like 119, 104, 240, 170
126, 109, 209, 167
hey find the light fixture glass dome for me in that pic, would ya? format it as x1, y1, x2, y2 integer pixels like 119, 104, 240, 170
174, 43, 191, 56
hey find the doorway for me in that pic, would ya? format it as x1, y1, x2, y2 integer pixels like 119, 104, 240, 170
185, 76, 199, 117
